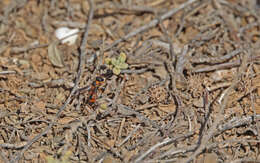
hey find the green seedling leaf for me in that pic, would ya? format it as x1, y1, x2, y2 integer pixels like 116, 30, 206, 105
113, 67, 121, 75
105, 58, 112, 65
100, 103, 108, 110
118, 62, 128, 69
114, 63, 121, 69
105, 52, 128, 76
111, 57, 118, 66
118, 52, 127, 63
48, 42, 64, 67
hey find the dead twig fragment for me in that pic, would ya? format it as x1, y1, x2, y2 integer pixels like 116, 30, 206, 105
116, 124, 140, 147
218, 114, 260, 134
193, 54, 260, 73
134, 132, 194, 163
191, 49, 242, 64
0, 71, 16, 75
0, 142, 27, 149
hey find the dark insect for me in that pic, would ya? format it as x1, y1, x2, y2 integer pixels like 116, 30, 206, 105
75, 65, 113, 106
87, 76, 105, 105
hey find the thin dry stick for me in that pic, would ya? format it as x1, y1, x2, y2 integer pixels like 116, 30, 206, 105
10, 0, 95, 162
193, 54, 260, 73
109, 3, 157, 13
11, 43, 49, 54
134, 138, 173, 163
121, 68, 149, 74
117, 124, 140, 147
0, 142, 27, 149
117, 118, 126, 142
217, 114, 260, 133
149, 145, 197, 162
104, 0, 198, 52
191, 49, 242, 64
117, 104, 160, 129
0, 71, 16, 75
134, 132, 194, 163
158, 16, 175, 61
175, 45, 189, 74
87, 124, 91, 147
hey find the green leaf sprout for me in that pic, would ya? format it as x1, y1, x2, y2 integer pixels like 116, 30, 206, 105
105, 52, 128, 75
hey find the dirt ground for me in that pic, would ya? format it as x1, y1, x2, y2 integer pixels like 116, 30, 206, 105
1, 0, 260, 162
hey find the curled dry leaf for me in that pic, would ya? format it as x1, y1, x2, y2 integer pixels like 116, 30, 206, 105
47, 42, 64, 68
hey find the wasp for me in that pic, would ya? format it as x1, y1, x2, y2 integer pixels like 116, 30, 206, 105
75, 66, 113, 106
87, 76, 105, 106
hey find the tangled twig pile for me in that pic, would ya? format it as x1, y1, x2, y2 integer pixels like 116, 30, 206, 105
0, 0, 260, 162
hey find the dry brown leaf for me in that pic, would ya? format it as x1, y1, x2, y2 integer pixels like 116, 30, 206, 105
47, 42, 64, 68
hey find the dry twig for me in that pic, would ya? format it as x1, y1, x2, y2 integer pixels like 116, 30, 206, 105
134, 132, 194, 163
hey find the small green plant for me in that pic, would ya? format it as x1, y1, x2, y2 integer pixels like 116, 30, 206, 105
100, 103, 108, 110
105, 52, 128, 75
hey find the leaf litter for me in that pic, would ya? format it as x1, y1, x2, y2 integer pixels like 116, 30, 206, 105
0, 0, 260, 162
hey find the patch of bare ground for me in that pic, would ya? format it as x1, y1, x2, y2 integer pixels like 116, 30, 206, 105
0, 0, 260, 162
